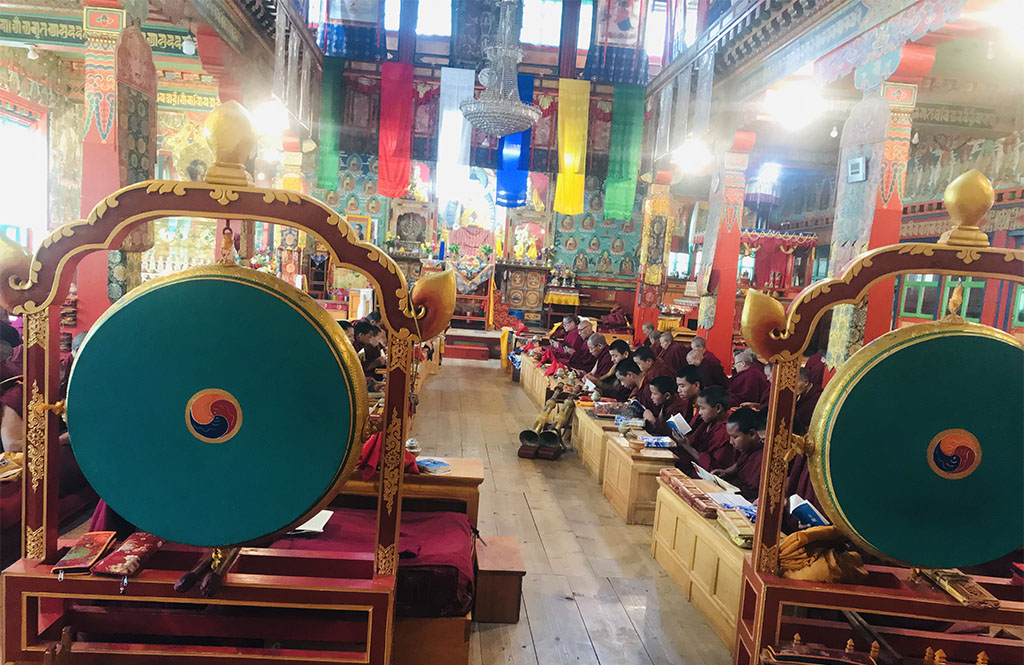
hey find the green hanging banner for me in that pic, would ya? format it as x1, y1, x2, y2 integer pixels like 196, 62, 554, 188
604, 84, 645, 221
316, 56, 345, 191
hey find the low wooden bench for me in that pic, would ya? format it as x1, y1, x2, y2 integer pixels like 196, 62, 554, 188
474, 536, 526, 623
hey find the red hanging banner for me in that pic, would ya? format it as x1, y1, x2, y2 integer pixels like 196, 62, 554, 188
378, 62, 414, 198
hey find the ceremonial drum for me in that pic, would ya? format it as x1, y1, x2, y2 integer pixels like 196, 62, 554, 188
67, 265, 367, 547
808, 321, 1023, 569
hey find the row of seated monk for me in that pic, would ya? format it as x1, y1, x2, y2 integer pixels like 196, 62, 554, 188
339, 311, 388, 392
532, 315, 825, 509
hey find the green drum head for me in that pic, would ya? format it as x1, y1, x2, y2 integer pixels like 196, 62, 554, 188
810, 322, 1023, 569
67, 266, 367, 547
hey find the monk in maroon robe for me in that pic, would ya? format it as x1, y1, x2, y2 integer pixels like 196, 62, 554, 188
639, 321, 663, 357
566, 320, 596, 371
589, 339, 631, 400
716, 407, 765, 501
658, 332, 690, 375
674, 364, 705, 425
687, 337, 728, 388
793, 367, 823, 435
728, 349, 769, 408
674, 386, 735, 473
642, 375, 690, 436
615, 359, 656, 412
803, 349, 825, 387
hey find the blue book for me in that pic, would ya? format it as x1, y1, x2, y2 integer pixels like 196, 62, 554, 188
417, 458, 452, 475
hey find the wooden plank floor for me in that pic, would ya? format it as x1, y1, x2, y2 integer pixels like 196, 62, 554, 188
410, 359, 733, 665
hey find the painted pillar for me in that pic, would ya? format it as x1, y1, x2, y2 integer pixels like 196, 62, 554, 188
697, 131, 755, 366
77, 4, 126, 332
397, 0, 419, 64
197, 25, 242, 102
633, 184, 677, 339
825, 45, 934, 367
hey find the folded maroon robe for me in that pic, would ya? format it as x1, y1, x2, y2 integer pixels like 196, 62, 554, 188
645, 395, 689, 436
793, 385, 823, 435
694, 419, 735, 472
698, 353, 729, 389
725, 443, 764, 501
659, 341, 690, 375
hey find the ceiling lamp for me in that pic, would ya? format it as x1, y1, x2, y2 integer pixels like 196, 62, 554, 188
460, 0, 540, 137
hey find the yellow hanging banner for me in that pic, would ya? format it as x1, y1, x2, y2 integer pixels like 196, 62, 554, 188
553, 78, 591, 215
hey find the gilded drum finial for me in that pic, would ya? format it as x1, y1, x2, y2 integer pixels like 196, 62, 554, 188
203, 101, 256, 187
938, 169, 993, 248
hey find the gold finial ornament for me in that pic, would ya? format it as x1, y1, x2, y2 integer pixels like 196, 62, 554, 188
976, 651, 988, 665
792, 633, 801, 645
845, 639, 855, 653
935, 649, 948, 665
0, 234, 32, 311
924, 647, 935, 665
869, 642, 880, 659
939, 169, 994, 248
203, 101, 257, 187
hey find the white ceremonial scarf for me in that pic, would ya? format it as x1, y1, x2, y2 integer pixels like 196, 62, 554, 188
436, 67, 476, 204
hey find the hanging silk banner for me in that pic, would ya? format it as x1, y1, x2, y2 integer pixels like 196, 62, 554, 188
496, 74, 534, 208
435, 67, 476, 203
378, 61, 413, 198
604, 85, 644, 221
582, 0, 650, 85
692, 46, 715, 136
317, 56, 345, 191
309, 0, 385, 61
553, 78, 591, 216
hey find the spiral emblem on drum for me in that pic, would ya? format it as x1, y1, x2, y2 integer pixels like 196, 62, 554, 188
186, 389, 242, 443
927, 429, 981, 479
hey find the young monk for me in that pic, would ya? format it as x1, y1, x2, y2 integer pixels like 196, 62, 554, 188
674, 385, 735, 473
793, 366, 823, 435
614, 358, 657, 412
674, 364, 704, 424
588, 339, 632, 400
643, 375, 690, 436
658, 331, 689, 375
729, 348, 770, 408
715, 407, 765, 501
686, 336, 728, 388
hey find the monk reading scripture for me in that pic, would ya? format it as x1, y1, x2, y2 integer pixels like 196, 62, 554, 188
614, 359, 657, 412
674, 364, 704, 424
675, 385, 735, 473
587, 339, 631, 400
686, 336, 728, 388
728, 349, 770, 408
566, 319, 596, 371
642, 375, 689, 436
658, 332, 689, 375
582, 332, 614, 379
715, 407, 765, 501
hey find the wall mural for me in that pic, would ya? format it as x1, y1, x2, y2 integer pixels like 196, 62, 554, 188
312, 151, 387, 244
905, 131, 1024, 203
551, 176, 643, 289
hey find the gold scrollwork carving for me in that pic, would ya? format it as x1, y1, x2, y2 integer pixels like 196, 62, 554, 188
757, 542, 780, 575
262, 190, 303, 205
145, 181, 187, 196
26, 381, 45, 492
209, 186, 240, 206
955, 248, 982, 265
26, 525, 44, 560
775, 359, 799, 393
375, 543, 396, 576
25, 309, 48, 349
767, 418, 791, 508
388, 337, 413, 373
381, 408, 403, 515
86, 192, 122, 225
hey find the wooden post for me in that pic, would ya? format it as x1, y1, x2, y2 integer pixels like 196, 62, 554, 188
397, 0, 419, 64
558, 0, 582, 79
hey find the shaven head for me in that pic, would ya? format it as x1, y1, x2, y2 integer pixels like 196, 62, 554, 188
642, 321, 655, 335
734, 349, 757, 371
696, 385, 730, 423
797, 366, 812, 393
659, 331, 674, 349
615, 358, 643, 388
562, 314, 579, 331
691, 336, 707, 351
578, 319, 594, 338
587, 332, 607, 354
649, 375, 677, 406
727, 407, 762, 453
632, 345, 657, 372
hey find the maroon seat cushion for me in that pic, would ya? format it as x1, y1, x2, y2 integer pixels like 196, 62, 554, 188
271, 507, 475, 617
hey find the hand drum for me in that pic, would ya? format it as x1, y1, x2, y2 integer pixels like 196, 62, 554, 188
808, 321, 1023, 569
67, 266, 367, 547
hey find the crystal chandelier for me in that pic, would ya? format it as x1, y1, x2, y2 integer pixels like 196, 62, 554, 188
460, 0, 541, 137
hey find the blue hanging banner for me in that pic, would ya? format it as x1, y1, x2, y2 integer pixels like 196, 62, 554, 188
496, 74, 534, 208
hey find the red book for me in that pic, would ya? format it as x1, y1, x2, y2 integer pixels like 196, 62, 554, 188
92, 532, 165, 578
52, 531, 116, 575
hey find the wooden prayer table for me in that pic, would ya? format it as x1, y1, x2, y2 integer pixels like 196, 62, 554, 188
337, 457, 485, 527
570, 408, 618, 483
601, 435, 677, 525
651, 479, 745, 652
519, 355, 548, 408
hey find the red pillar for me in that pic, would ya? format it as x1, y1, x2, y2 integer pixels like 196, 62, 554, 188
558, 0, 582, 79
980, 230, 1008, 327
76, 4, 126, 333
698, 131, 755, 366
862, 46, 935, 344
